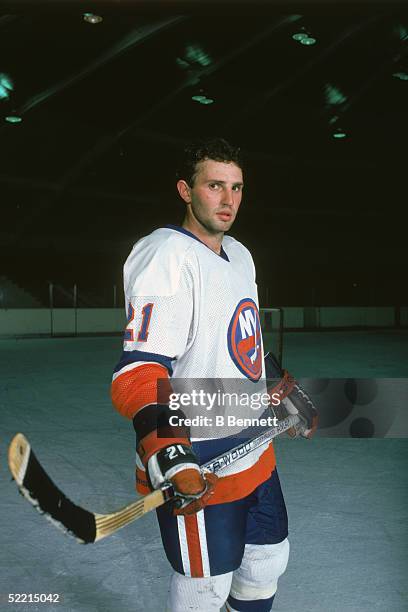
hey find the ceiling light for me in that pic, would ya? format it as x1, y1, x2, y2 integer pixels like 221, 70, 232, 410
324, 83, 347, 106
185, 44, 212, 67
0, 73, 13, 90
395, 24, 408, 41
300, 36, 317, 46
176, 57, 190, 69
292, 27, 317, 45
83, 13, 103, 24
0, 84, 9, 100
393, 71, 408, 80
191, 95, 214, 105
5, 115, 22, 123
333, 129, 346, 139
0, 72, 13, 99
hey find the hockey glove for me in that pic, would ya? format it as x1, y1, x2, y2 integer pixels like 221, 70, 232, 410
147, 444, 218, 515
265, 352, 318, 439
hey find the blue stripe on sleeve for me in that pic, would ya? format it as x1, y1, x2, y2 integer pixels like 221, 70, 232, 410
113, 350, 174, 376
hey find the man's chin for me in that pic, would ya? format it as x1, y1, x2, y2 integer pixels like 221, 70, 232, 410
198, 217, 234, 235
214, 218, 234, 232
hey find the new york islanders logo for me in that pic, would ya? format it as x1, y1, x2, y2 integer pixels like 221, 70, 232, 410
227, 298, 262, 381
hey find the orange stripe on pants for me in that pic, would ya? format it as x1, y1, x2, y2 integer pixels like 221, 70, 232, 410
185, 514, 204, 578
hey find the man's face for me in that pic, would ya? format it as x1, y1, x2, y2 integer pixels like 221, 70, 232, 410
182, 159, 244, 235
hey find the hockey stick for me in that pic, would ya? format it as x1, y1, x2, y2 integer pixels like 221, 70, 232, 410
8, 414, 299, 544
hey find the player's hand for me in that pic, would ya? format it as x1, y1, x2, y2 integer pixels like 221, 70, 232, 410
171, 470, 218, 516
147, 443, 218, 514
265, 352, 318, 439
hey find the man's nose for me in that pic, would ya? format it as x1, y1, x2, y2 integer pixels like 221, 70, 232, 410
222, 188, 235, 206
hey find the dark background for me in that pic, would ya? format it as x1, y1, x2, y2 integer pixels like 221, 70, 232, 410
1, 1, 407, 307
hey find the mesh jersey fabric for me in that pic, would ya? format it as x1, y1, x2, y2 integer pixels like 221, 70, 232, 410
112, 226, 276, 499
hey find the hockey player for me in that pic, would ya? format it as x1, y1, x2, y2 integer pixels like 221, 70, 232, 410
111, 137, 317, 611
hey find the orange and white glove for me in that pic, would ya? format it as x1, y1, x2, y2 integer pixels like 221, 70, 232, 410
265, 352, 318, 439
147, 444, 218, 515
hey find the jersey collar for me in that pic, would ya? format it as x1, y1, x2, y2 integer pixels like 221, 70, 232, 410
165, 224, 230, 262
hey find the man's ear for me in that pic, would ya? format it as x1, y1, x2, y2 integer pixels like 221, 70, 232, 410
177, 180, 191, 204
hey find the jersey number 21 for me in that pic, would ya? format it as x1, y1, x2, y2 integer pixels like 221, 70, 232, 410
124, 303, 154, 342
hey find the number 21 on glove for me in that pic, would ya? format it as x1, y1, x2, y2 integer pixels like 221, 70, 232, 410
124, 302, 154, 343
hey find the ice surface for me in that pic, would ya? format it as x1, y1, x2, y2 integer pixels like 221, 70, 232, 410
1, 337, 407, 611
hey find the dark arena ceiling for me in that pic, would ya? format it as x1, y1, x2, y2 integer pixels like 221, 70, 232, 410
1, 0, 408, 305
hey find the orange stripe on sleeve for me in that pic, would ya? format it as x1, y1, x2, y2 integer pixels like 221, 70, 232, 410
111, 363, 171, 419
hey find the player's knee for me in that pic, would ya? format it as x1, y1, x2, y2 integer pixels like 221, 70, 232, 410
167, 571, 233, 612
230, 538, 290, 601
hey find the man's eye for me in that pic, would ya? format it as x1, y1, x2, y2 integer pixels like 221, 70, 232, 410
209, 183, 220, 189
233, 185, 242, 192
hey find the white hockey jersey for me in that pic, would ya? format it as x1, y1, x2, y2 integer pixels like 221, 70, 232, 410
112, 225, 276, 503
